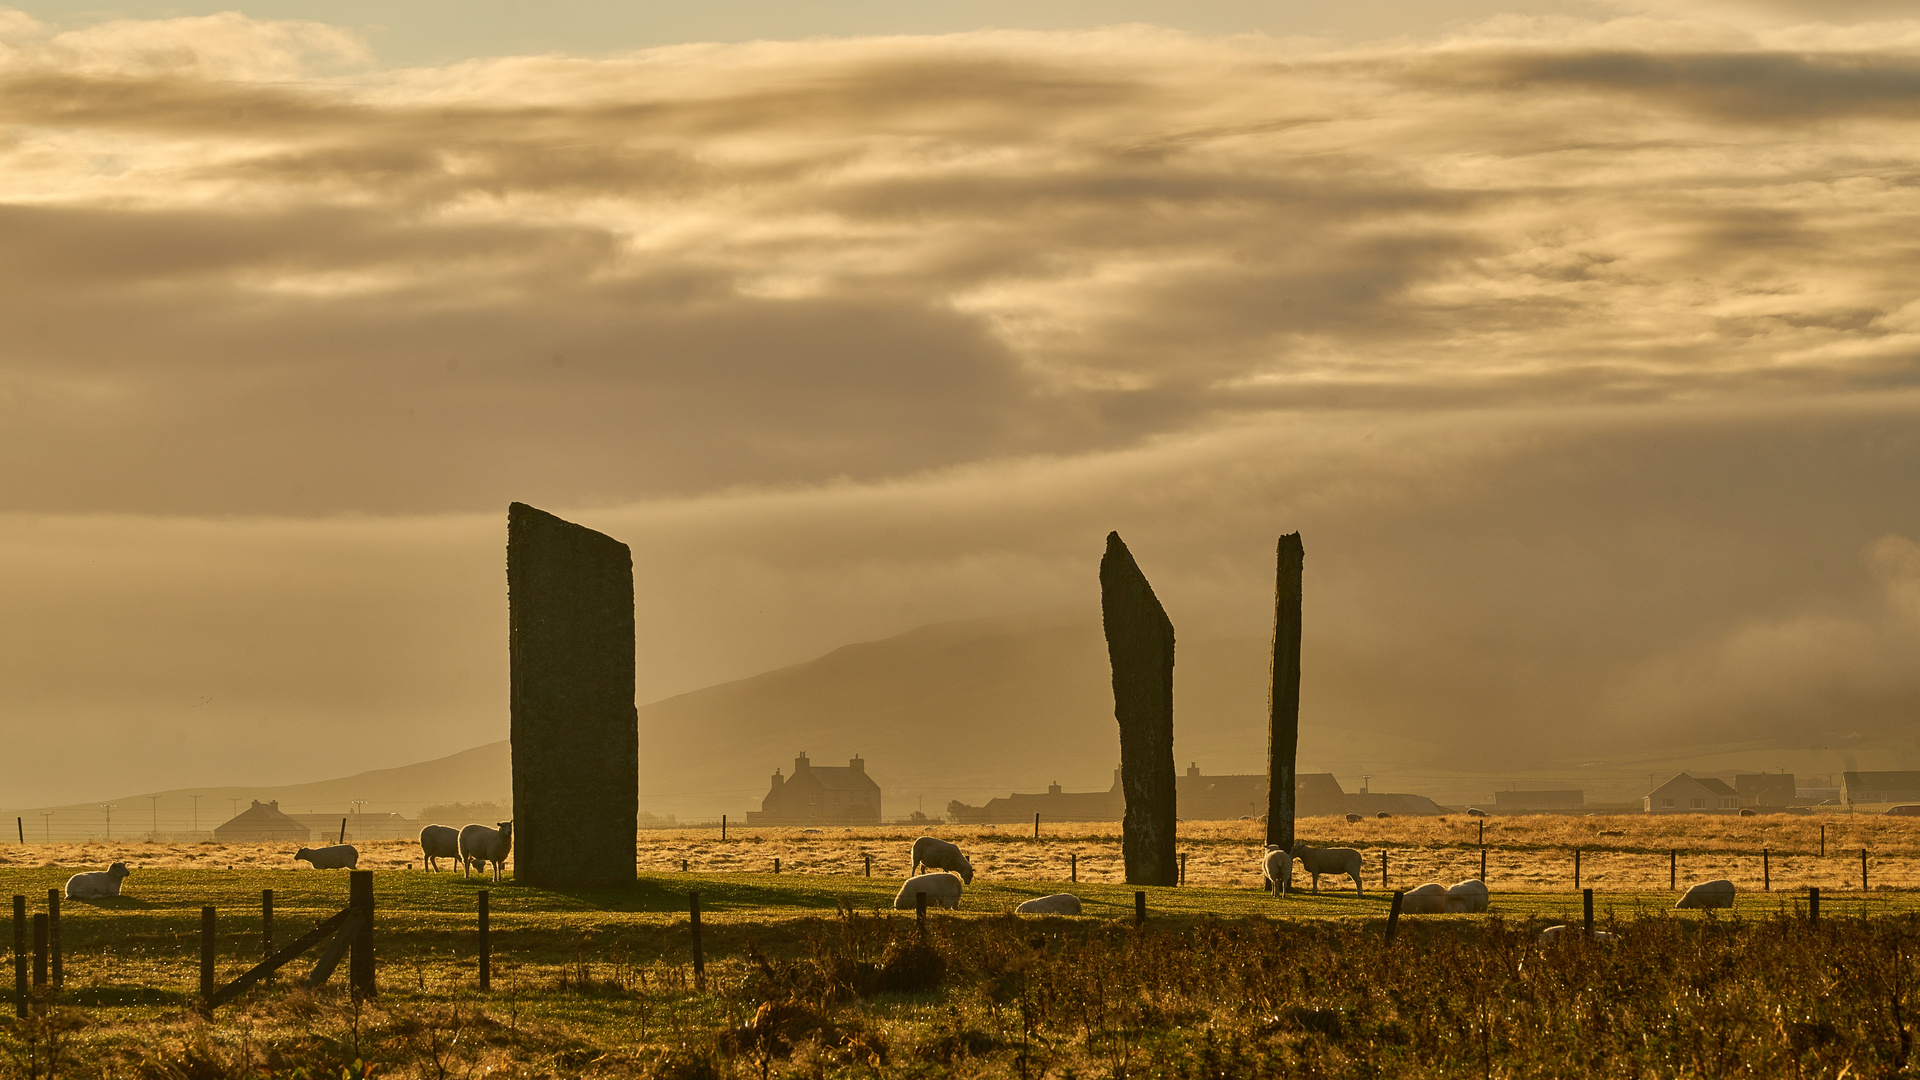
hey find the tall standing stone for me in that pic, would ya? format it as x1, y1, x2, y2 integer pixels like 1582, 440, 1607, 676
1100, 531, 1177, 887
1265, 534, 1304, 880
508, 502, 637, 889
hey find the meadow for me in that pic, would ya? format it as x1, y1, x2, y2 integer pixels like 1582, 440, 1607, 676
2, 813, 1918, 1078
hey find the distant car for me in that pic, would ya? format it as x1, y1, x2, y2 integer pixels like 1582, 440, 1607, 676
1885, 805, 1920, 816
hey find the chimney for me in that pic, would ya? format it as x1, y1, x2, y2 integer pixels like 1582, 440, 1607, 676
771, 768, 784, 789
795, 751, 811, 772
1048, 781, 1062, 795
849, 754, 864, 774
1187, 762, 1201, 779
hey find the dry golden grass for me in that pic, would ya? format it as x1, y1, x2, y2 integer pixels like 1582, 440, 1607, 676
9, 810, 1917, 894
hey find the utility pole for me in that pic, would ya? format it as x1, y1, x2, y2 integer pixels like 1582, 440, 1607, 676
190, 795, 200, 836
38, 812, 52, 842
148, 796, 160, 838
101, 804, 116, 841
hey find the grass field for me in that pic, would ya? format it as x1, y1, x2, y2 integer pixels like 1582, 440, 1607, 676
4, 815, 1919, 1077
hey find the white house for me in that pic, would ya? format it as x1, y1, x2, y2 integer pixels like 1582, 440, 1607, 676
1644, 773, 1740, 813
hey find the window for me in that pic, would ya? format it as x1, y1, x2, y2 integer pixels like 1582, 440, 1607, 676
1721, 798, 1737, 809
1689, 797, 1705, 808
1662, 798, 1675, 808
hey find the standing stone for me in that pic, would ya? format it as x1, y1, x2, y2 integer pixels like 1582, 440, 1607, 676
1265, 534, 1304, 880
1100, 531, 1177, 887
508, 502, 638, 889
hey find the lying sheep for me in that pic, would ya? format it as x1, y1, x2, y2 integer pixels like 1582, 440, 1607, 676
1674, 879, 1735, 909
1015, 893, 1082, 915
910, 836, 974, 884
1345, 813, 1363, 823
893, 871, 963, 910
65, 862, 132, 900
1292, 842, 1365, 897
295, 844, 359, 870
1539, 924, 1618, 944
1444, 879, 1490, 913
1466, 807, 1488, 817
460, 821, 514, 881
1399, 882, 1448, 914
419, 824, 460, 872
1262, 846, 1292, 896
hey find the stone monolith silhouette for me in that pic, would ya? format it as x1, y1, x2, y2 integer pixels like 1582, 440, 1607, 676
1100, 531, 1177, 887
1265, 534, 1304, 879
508, 502, 638, 888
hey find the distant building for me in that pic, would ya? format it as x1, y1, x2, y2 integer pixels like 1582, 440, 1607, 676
288, 812, 418, 842
1644, 773, 1739, 813
213, 800, 311, 843
1842, 771, 1920, 806
747, 752, 882, 825
1734, 772, 1797, 808
1493, 790, 1584, 812
951, 766, 1447, 823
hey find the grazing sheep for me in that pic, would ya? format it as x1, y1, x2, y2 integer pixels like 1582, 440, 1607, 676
1345, 813, 1363, 823
1262, 845, 1292, 896
1444, 879, 1490, 913
1539, 924, 1618, 944
419, 824, 460, 872
1015, 893, 1082, 915
64, 862, 132, 900
460, 822, 514, 881
1292, 842, 1365, 897
1375, 812, 1392, 819
1466, 807, 1488, 817
893, 872, 963, 910
1399, 882, 1448, 914
909, 836, 974, 884
295, 845, 359, 870
1674, 879, 1736, 909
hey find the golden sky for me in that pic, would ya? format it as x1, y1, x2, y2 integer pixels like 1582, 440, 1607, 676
3, 1, 1920, 806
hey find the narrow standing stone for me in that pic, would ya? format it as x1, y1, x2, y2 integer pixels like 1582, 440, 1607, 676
1266, 534, 1304, 866
508, 503, 638, 888
1100, 532, 1177, 887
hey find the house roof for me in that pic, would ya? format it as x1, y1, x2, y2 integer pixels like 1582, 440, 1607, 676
215, 800, 309, 835
786, 765, 880, 792
1696, 777, 1737, 797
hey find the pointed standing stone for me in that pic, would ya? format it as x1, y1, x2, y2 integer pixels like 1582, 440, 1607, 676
508, 503, 638, 889
1266, 534, 1304, 878
1100, 531, 1177, 887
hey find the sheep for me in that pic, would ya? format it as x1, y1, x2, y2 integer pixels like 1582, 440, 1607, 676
1466, 807, 1488, 817
1539, 924, 1618, 944
893, 872, 963, 910
1738, 807, 1757, 817
1291, 842, 1365, 897
419, 824, 460, 872
1015, 893, 1082, 915
1444, 879, 1490, 914
295, 844, 359, 870
910, 836, 974, 884
64, 862, 132, 900
460, 821, 514, 881
1345, 813, 1363, 823
1262, 845, 1292, 896
1399, 882, 1448, 914
1674, 879, 1735, 909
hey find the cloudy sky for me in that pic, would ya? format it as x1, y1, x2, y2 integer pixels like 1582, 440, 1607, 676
3, 0, 1920, 808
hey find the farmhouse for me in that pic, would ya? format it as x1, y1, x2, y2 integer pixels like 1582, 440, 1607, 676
212, 800, 310, 842
949, 766, 1444, 823
1644, 773, 1739, 813
746, 752, 882, 825
1842, 771, 1920, 806
1735, 772, 1798, 808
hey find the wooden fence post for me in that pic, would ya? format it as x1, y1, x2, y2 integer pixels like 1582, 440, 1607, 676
1386, 890, 1404, 944
348, 869, 375, 999
1382, 849, 1389, 887
46, 889, 60, 991
1574, 849, 1581, 890
773, 858, 780, 875
32, 914, 46, 989
198, 907, 215, 1004
478, 890, 491, 992
338, 818, 347, 844
1135, 891, 1147, 924
1763, 849, 1770, 891
1034, 813, 1040, 840
1809, 886, 1820, 924
1480, 845, 1487, 882
688, 892, 703, 989
261, 890, 274, 987
1820, 824, 1826, 857
11, 896, 25, 1018
1583, 888, 1594, 940
1861, 849, 1869, 891
864, 853, 871, 877
680, 859, 688, 873
721, 815, 726, 841
1071, 853, 1077, 882
1179, 852, 1187, 886
1669, 850, 1676, 891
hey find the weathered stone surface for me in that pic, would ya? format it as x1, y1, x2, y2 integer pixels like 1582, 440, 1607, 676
1100, 531, 1177, 887
1266, 533, 1304, 868
508, 502, 637, 888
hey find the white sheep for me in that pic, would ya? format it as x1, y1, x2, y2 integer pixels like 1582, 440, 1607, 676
893, 871, 963, 910
1015, 893, 1082, 915
1444, 879, 1490, 914
295, 844, 359, 870
1539, 924, 1618, 944
460, 821, 514, 881
910, 836, 974, 883
1399, 882, 1448, 914
419, 824, 460, 872
1292, 842, 1365, 896
1674, 879, 1735, 909
1262, 845, 1292, 896
65, 862, 132, 900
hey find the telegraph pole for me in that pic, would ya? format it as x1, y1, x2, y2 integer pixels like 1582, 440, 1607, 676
101, 804, 116, 840
148, 796, 160, 838
190, 795, 201, 837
